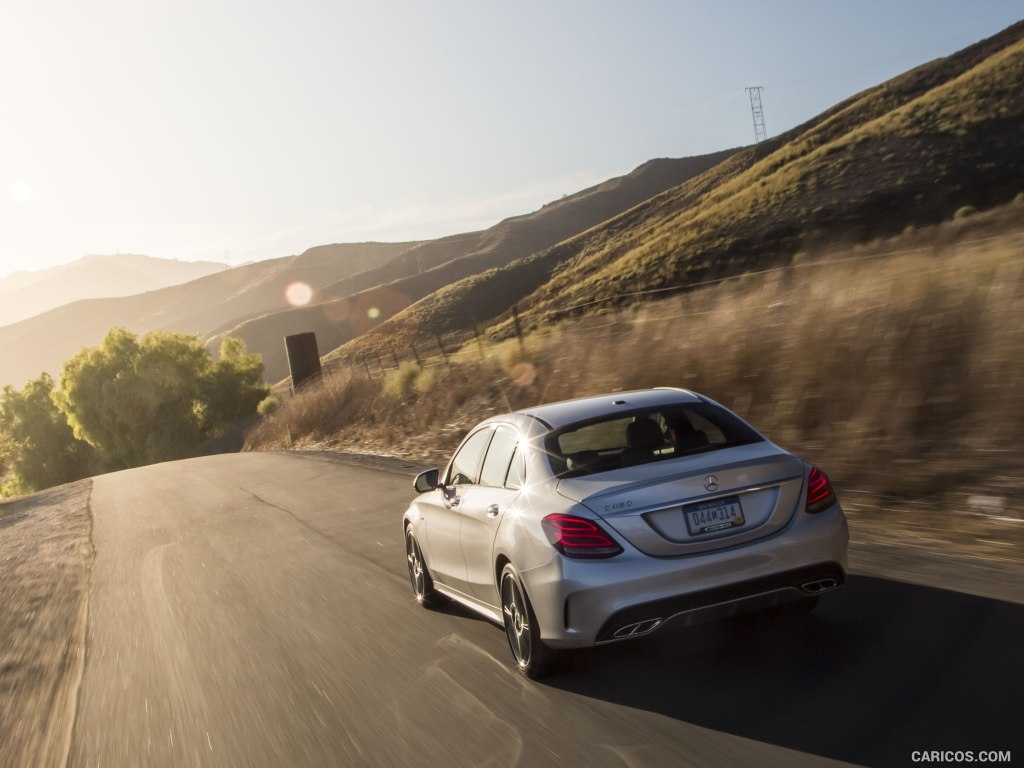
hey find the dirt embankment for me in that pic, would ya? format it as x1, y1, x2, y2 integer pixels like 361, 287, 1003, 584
0, 480, 93, 768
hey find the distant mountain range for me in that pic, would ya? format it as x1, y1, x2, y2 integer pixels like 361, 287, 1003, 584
1, 19, 1022, 392
0, 150, 735, 388
0, 254, 227, 328
0, 243, 411, 389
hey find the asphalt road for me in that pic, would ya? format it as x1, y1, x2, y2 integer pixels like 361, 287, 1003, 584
67, 452, 1024, 768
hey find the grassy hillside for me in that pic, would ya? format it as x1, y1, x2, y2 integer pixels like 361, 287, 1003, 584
502, 20, 1024, 323
218, 150, 738, 381
319, 231, 490, 302
246, 211, 1024, 525
325, 19, 1024, 364
204, 231, 490, 381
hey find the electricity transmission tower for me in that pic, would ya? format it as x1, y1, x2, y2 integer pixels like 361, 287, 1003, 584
745, 86, 768, 143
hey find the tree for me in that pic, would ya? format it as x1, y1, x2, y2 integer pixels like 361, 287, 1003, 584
56, 328, 269, 470
0, 373, 95, 494
200, 337, 268, 439
0, 437, 11, 488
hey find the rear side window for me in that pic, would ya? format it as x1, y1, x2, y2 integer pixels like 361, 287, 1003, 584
479, 426, 519, 488
447, 428, 493, 485
546, 402, 762, 477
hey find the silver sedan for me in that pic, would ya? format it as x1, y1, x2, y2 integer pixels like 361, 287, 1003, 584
403, 388, 849, 677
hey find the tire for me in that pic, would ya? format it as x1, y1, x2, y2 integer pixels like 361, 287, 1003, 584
406, 527, 441, 608
500, 564, 556, 679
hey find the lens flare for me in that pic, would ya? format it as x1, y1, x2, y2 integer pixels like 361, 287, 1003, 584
367, 307, 381, 319
8, 182, 33, 202
285, 282, 313, 306
511, 362, 537, 387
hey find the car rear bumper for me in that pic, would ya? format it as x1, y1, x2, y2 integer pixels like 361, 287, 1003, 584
520, 502, 848, 649
593, 561, 844, 642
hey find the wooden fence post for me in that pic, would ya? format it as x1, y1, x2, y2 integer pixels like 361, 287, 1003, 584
512, 305, 524, 348
474, 324, 486, 360
434, 333, 449, 366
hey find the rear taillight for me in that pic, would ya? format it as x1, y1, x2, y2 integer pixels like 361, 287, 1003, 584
806, 466, 837, 514
542, 514, 623, 559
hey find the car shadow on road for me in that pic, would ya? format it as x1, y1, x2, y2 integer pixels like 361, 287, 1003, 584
430, 595, 495, 624
547, 575, 1024, 767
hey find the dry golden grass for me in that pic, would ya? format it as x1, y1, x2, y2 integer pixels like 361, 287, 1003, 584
246, 230, 1024, 518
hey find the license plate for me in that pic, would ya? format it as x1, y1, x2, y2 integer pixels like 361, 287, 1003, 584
684, 495, 745, 536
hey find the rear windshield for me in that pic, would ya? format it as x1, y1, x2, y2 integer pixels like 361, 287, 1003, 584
545, 402, 763, 478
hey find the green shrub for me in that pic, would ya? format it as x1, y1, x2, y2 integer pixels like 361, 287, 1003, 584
383, 362, 420, 401
48, 330, 267, 473
257, 393, 282, 416
414, 365, 441, 395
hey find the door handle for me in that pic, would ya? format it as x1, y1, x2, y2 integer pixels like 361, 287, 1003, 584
487, 504, 500, 517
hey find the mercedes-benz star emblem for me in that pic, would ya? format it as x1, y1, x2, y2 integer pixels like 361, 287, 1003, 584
703, 474, 719, 492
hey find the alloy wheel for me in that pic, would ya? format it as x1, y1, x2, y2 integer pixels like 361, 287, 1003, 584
406, 530, 426, 601
502, 572, 532, 667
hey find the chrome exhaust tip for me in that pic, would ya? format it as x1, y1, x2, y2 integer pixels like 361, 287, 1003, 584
612, 618, 663, 639
801, 578, 839, 594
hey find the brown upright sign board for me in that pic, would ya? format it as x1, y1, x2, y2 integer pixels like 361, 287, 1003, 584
284, 332, 322, 393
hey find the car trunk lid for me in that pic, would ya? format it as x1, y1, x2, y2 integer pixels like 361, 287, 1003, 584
556, 442, 805, 556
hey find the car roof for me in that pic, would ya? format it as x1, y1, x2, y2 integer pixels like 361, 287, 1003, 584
514, 388, 703, 430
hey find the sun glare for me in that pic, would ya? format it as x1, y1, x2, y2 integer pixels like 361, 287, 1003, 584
8, 182, 34, 202
285, 281, 314, 306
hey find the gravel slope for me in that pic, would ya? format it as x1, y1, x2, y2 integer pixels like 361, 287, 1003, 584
0, 480, 93, 768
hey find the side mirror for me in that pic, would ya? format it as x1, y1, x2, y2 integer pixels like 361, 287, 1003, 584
413, 468, 440, 494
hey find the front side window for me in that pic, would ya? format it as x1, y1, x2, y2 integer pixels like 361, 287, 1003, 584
446, 428, 493, 486
479, 426, 519, 488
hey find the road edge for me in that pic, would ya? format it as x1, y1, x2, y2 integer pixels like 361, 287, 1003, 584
281, 448, 431, 477
55, 480, 95, 768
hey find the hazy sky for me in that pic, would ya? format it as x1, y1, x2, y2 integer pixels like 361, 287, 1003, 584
1, 1, 1020, 278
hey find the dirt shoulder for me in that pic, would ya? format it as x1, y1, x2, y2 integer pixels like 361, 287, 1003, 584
0, 480, 93, 768
843, 496, 1023, 603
